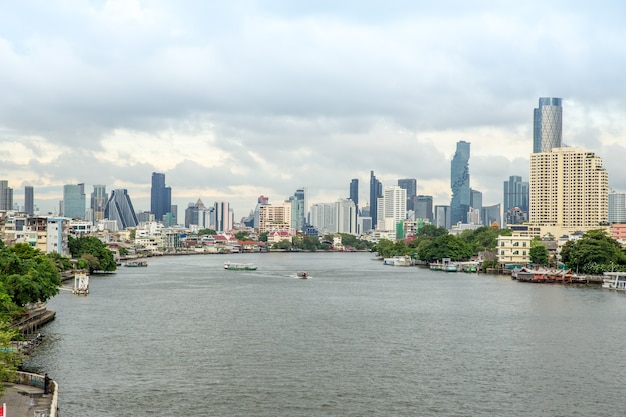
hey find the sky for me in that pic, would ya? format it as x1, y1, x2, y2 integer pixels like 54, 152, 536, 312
2, 1, 626, 221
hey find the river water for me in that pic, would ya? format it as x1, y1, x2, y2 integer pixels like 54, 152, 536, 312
25, 252, 626, 416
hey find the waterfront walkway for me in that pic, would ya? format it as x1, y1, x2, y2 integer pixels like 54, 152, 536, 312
1, 372, 57, 417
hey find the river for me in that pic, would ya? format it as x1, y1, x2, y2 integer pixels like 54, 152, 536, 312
25, 252, 626, 416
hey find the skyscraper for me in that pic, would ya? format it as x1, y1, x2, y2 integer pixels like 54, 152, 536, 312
377, 185, 407, 235
369, 171, 382, 228
0, 180, 13, 211
63, 183, 86, 219
292, 187, 307, 230
415, 195, 433, 221
529, 147, 608, 234
150, 172, 172, 222
104, 189, 139, 230
91, 185, 108, 223
397, 178, 417, 211
533, 97, 563, 153
503, 175, 529, 225
24, 186, 34, 215
214, 201, 232, 232
608, 192, 626, 224
349, 179, 359, 213
450, 141, 471, 225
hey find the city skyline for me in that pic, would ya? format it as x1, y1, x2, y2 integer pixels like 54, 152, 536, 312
2, 2, 626, 219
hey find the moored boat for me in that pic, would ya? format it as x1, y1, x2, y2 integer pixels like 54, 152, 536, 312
224, 262, 257, 271
602, 272, 626, 291
383, 255, 413, 267
125, 259, 148, 267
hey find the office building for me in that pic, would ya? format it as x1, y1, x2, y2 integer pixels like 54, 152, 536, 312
291, 187, 307, 231
253, 195, 269, 229
63, 183, 86, 219
258, 201, 293, 234
398, 178, 417, 211
350, 179, 359, 213
533, 97, 562, 153
503, 175, 529, 224
608, 192, 626, 224
470, 189, 482, 213
91, 185, 108, 223
336, 198, 358, 235
369, 171, 382, 229
434, 205, 451, 230
185, 199, 212, 228
150, 172, 172, 222
377, 185, 407, 236
0, 180, 14, 211
415, 195, 433, 221
450, 141, 471, 225
482, 204, 502, 227
24, 186, 34, 215
214, 201, 233, 232
104, 189, 139, 230
529, 147, 608, 236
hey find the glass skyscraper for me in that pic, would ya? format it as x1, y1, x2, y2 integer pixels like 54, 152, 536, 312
450, 141, 471, 225
533, 97, 562, 153
105, 189, 139, 230
24, 185, 34, 215
349, 179, 359, 213
91, 185, 108, 223
150, 172, 172, 222
369, 171, 382, 229
63, 183, 86, 219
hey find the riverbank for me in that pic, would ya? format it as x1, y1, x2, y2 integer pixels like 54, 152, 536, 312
1, 371, 58, 417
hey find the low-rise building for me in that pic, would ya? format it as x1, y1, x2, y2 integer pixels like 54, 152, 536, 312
497, 234, 532, 265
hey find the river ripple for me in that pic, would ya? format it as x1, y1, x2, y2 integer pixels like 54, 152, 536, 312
26, 252, 626, 416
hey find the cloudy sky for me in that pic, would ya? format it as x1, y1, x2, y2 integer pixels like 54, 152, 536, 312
2, 1, 626, 220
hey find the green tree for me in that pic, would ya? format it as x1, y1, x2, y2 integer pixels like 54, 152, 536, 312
234, 231, 250, 240
0, 321, 22, 392
417, 224, 448, 238
0, 244, 61, 307
529, 238, 549, 266
197, 229, 217, 236
460, 226, 512, 253
68, 236, 116, 273
258, 232, 269, 242
418, 234, 473, 262
562, 229, 626, 273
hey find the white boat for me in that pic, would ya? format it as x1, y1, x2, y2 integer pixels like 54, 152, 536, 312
224, 262, 257, 271
602, 272, 626, 290
297, 271, 308, 279
383, 255, 412, 266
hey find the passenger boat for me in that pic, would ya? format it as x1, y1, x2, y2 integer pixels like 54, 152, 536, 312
224, 262, 257, 271
297, 271, 308, 279
383, 255, 412, 267
602, 272, 626, 291
124, 259, 148, 267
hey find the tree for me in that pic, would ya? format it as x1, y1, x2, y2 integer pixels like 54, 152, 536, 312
0, 244, 61, 307
418, 234, 473, 262
0, 321, 21, 392
562, 229, 626, 273
197, 229, 217, 236
258, 232, 269, 242
417, 224, 448, 238
235, 231, 250, 240
529, 238, 549, 266
68, 236, 116, 273
460, 226, 512, 253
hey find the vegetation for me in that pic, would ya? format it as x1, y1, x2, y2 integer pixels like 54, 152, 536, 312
234, 231, 250, 240
197, 229, 217, 236
68, 236, 117, 273
529, 238, 550, 266
560, 229, 626, 274
0, 322, 21, 393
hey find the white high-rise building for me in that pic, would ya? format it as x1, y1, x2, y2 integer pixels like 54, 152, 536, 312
608, 191, 626, 224
377, 186, 407, 234
529, 147, 608, 236
258, 201, 293, 234
336, 198, 357, 235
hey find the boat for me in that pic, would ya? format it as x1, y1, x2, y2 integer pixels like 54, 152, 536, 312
444, 262, 459, 272
602, 272, 626, 291
125, 259, 148, 267
383, 255, 413, 266
224, 262, 257, 271
297, 271, 308, 279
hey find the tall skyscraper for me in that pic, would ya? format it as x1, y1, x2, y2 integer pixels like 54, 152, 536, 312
104, 189, 139, 230
369, 171, 382, 228
24, 186, 34, 215
63, 183, 86, 219
349, 179, 359, 213
415, 195, 433, 221
91, 185, 108, 223
0, 180, 13, 211
450, 141, 471, 225
335, 198, 357, 235
608, 192, 626, 224
434, 205, 451, 230
150, 172, 172, 222
503, 175, 529, 225
481, 204, 502, 227
292, 187, 307, 230
377, 185, 407, 235
529, 147, 608, 234
214, 201, 232, 232
398, 178, 417, 211
533, 97, 563, 153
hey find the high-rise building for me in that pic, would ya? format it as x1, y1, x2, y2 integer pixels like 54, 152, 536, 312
214, 201, 232, 232
150, 172, 172, 222
398, 178, 417, 211
349, 179, 359, 213
253, 195, 269, 229
481, 204, 502, 227
0, 180, 14, 211
91, 185, 108, 223
503, 176, 529, 213
450, 141, 471, 225
258, 201, 293, 234
24, 186, 34, 215
470, 189, 482, 213
377, 185, 407, 235
291, 187, 307, 230
185, 199, 212, 228
336, 198, 358, 235
104, 189, 139, 230
608, 192, 626, 224
434, 205, 451, 230
415, 195, 433, 221
533, 97, 563, 153
369, 171, 382, 228
310, 202, 335, 233
63, 183, 86, 219
529, 147, 608, 235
